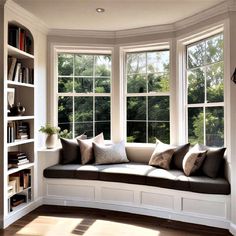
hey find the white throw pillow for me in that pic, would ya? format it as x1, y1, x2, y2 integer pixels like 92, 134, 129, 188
93, 141, 129, 165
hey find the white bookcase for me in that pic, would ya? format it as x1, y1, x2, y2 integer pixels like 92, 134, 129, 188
4, 21, 36, 225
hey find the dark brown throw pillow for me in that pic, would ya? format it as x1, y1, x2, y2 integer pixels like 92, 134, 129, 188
60, 134, 87, 164
202, 147, 226, 178
172, 143, 190, 170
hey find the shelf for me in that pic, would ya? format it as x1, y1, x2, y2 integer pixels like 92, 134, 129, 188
8, 163, 34, 175
8, 45, 34, 59
7, 80, 34, 88
7, 115, 34, 121
8, 186, 31, 199
7, 138, 34, 147
8, 200, 32, 217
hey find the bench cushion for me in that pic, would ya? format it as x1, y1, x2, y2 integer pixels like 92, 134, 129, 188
99, 163, 155, 185
146, 169, 190, 191
43, 163, 230, 195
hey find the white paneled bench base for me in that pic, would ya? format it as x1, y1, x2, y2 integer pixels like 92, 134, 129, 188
38, 147, 231, 230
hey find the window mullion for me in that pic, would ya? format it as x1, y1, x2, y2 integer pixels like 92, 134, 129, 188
72, 54, 75, 138
93, 55, 96, 137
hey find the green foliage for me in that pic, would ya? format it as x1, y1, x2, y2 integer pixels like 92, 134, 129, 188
39, 124, 60, 135
59, 129, 73, 139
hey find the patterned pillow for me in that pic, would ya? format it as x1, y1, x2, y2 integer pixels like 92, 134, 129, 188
149, 139, 175, 170
93, 141, 129, 165
182, 144, 207, 176
78, 133, 104, 165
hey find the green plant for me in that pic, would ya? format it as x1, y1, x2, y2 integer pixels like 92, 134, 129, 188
39, 124, 60, 135
59, 129, 72, 139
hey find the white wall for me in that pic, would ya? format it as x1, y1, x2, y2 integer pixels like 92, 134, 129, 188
229, 11, 236, 234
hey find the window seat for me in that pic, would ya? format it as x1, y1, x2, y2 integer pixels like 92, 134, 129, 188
38, 146, 231, 230
43, 163, 230, 195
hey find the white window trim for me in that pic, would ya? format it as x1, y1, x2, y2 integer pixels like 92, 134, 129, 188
120, 42, 172, 144
50, 44, 115, 140
176, 21, 231, 156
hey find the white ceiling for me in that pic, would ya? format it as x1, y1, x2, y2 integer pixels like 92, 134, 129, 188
13, 0, 225, 31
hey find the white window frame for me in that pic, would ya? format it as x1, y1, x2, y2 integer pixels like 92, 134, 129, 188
50, 45, 114, 140
177, 22, 230, 151
120, 42, 172, 144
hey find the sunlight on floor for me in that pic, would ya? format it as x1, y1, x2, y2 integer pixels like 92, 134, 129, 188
15, 215, 163, 236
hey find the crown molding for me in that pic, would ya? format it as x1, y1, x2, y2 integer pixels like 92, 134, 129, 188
6, 0, 234, 38
115, 24, 174, 38
174, 1, 230, 31
48, 29, 115, 38
5, 0, 48, 34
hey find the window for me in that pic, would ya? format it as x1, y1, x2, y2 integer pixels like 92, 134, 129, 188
186, 33, 224, 147
125, 50, 170, 143
57, 53, 111, 139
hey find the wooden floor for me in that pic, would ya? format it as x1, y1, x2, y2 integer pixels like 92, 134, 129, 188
0, 205, 232, 236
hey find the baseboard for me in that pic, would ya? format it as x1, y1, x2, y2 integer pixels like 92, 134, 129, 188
230, 222, 236, 235
42, 196, 230, 230
3, 198, 42, 229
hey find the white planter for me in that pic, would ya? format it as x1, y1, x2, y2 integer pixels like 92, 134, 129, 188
45, 134, 58, 149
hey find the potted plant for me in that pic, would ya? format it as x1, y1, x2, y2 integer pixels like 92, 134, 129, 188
39, 124, 60, 149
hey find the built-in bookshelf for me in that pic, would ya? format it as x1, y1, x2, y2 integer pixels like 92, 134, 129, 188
5, 21, 35, 215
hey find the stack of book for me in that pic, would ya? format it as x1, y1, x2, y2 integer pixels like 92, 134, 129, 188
8, 25, 33, 53
7, 121, 30, 143
9, 169, 31, 193
10, 194, 27, 208
8, 56, 34, 84
8, 151, 29, 169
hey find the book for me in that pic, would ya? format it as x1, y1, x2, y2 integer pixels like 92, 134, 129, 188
11, 194, 26, 207
8, 57, 17, 81
8, 26, 19, 48
13, 62, 21, 82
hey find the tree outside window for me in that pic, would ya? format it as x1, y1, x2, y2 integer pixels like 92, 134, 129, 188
186, 34, 224, 147
126, 50, 170, 143
57, 53, 111, 139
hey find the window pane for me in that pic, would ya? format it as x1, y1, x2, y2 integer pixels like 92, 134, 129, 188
127, 97, 146, 120
95, 77, 110, 93
74, 54, 93, 76
95, 55, 111, 76
206, 34, 223, 64
188, 107, 204, 145
58, 96, 73, 123
95, 121, 110, 139
74, 97, 93, 121
147, 51, 169, 73
187, 68, 205, 104
58, 54, 73, 76
126, 53, 146, 74
74, 77, 93, 93
148, 96, 169, 121
127, 121, 146, 143
127, 74, 146, 93
95, 97, 110, 121
206, 62, 224, 103
148, 73, 169, 92
206, 107, 224, 147
75, 122, 93, 138
58, 77, 73, 93
148, 122, 170, 144
187, 42, 205, 69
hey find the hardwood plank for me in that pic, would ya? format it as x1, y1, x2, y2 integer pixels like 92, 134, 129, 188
0, 205, 232, 236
